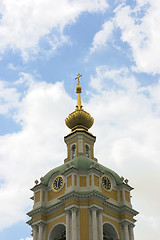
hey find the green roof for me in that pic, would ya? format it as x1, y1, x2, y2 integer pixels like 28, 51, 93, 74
42, 156, 122, 186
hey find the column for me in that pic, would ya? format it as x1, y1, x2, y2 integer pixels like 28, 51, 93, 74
123, 222, 129, 240
72, 174, 74, 186
32, 225, 38, 240
66, 210, 70, 240
40, 189, 43, 202
38, 223, 44, 240
98, 210, 103, 240
92, 208, 97, 240
129, 224, 134, 240
72, 208, 77, 240
122, 189, 125, 202
78, 137, 83, 155
120, 223, 124, 240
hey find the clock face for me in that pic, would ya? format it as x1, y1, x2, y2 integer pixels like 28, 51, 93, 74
101, 176, 112, 190
52, 176, 64, 192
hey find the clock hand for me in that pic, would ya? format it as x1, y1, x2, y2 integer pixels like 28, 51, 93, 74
58, 178, 61, 187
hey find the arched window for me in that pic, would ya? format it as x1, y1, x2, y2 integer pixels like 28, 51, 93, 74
71, 144, 76, 159
103, 222, 119, 240
49, 224, 66, 240
85, 144, 90, 158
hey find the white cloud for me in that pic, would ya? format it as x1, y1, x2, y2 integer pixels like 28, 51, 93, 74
90, 1, 160, 74
14, 72, 35, 87
90, 65, 139, 92
8, 63, 17, 70
20, 237, 32, 240
0, 0, 108, 60
90, 20, 114, 54
0, 80, 20, 114
113, 1, 160, 74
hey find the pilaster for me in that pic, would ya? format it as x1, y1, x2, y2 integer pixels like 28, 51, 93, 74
71, 207, 78, 240
98, 210, 103, 240
123, 222, 129, 240
38, 223, 46, 240
66, 210, 71, 240
129, 224, 135, 240
32, 225, 38, 240
89, 207, 98, 240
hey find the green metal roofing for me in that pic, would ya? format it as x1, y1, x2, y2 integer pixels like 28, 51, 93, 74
42, 156, 122, 186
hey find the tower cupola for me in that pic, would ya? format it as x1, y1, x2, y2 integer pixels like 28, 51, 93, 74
65, 73, 94, 132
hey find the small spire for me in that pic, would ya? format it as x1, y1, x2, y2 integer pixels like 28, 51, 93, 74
75, 73, 82, 109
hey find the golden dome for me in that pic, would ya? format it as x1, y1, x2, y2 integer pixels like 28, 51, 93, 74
65, 74, 94, 132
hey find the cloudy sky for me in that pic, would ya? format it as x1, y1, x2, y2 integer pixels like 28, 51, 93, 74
0, 0, 160, 239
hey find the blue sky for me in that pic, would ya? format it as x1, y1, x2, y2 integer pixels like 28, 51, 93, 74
0, 0, 160, 239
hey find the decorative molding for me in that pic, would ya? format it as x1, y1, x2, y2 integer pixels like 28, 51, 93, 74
59, 190, 109, 203
103, 201, 138, 218
27, 201, 64, 219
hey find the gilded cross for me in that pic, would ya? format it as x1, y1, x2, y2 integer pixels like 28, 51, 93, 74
75, 73, 82, 85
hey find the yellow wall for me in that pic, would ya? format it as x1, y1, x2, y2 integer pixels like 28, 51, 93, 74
103, 208, 119, 220
80, 208, 89, 240
125, 191, 130, 202
89, 175, 92, 186
80, 176, 86, 187
74, 175, 77, 186
120, 190, 123, 201
103, 208, 134, 222
67, 175, 72, 187
48, 184, 65, 201
35, 191, 40, 203
94, 175, 99, 187
47, 209, 65, 221
32, 214, 47, 222
101, 187, 118, 201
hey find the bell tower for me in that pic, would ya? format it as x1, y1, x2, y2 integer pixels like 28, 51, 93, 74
27, 74, 138, 240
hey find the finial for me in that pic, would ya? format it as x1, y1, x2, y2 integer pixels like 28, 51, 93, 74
75, 73, 83, 109
124, 179, 129, 184
40, 177, 44, 182
75, 73, 82, 85
35, 179, 39, 185
121, 176, 124, 182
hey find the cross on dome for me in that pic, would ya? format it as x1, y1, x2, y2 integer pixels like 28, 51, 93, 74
75, 73, 82, 85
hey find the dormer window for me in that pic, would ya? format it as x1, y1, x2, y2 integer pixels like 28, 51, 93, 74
71, 144, 76, 159
85, 144, 90, 158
